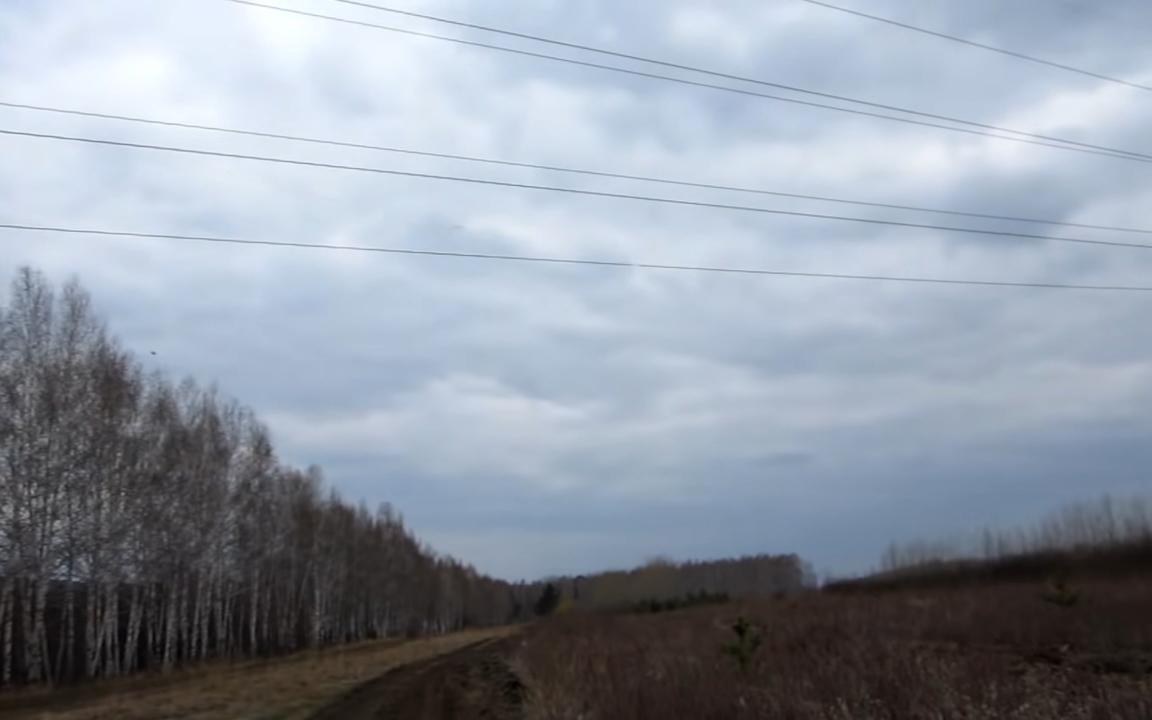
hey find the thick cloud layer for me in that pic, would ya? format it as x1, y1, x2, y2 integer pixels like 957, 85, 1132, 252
2, 0, 1151, 579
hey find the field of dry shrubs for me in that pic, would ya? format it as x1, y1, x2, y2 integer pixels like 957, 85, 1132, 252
513, 576, 1152, 719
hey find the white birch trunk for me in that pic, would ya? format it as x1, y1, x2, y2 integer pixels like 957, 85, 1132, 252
0, 578, 13, 684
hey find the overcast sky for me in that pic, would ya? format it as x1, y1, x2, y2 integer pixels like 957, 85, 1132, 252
2, 0, 1151, 580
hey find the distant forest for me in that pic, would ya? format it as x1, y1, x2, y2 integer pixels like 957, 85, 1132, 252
534, 554, 811, 613
0, 268, 807, 687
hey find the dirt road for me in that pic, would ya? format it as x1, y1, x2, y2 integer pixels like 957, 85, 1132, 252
309, 636, 526, 720
0, 628, 516, 720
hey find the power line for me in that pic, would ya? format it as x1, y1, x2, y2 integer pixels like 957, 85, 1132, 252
6, 126, 1152, 251
798, 0, 1152, 93
6, 99, 1150, 237
225, 0, 1151, 165
311, 0, 1150, 159
3, 222, 1149, 292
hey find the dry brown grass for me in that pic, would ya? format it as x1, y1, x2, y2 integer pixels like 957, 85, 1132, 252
514, 577, 1152, 719
0, 626, 518, 720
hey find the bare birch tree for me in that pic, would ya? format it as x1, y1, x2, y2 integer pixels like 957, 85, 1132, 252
0, 267, 520, 688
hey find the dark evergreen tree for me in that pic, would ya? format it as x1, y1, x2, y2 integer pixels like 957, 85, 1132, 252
534, 582, 561, 616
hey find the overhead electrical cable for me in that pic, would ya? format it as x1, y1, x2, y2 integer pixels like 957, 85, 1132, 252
315, 0, 1150, 141
797, 0, 1152, 93
3, 223, 1149, 292
5, 127, 1152, 251
223, 0, 1152, 165
4, 100, 1149, 236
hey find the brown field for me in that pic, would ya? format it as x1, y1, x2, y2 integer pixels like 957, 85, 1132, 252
513, 576, 1152, 719
0, 626, 518, 720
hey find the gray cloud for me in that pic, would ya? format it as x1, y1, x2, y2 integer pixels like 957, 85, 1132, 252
2, 0, 1151, 580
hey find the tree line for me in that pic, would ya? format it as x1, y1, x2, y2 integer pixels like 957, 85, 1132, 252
0, 267, 813, 688
0, 268, 526, 687
530, 554, 812, 613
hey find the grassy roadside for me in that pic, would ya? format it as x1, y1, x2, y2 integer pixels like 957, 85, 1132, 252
0, 626, 519, 720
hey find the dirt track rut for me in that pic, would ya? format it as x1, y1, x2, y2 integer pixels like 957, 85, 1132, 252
309, 637, 525, 720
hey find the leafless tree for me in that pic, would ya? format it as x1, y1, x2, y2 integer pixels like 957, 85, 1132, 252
0, 268, 519, 687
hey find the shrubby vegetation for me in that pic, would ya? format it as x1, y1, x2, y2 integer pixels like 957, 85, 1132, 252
515, 577, 1152, 719
881, 495, 1152, 571
514, 498, 1152, 718
828, 495, 1152, 593
629, 590, 730, 615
